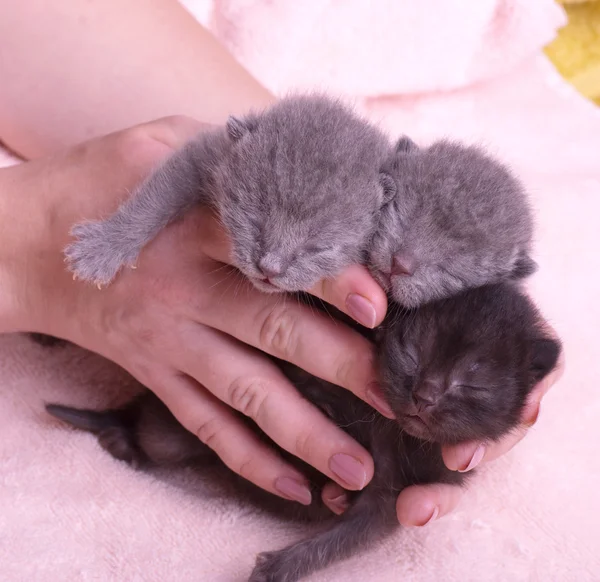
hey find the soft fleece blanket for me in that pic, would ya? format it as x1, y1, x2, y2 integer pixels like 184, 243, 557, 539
1, 1, 599, 580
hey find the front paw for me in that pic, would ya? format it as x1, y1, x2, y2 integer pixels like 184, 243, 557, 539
248, 550, 299, 582
64, 220, 135, 286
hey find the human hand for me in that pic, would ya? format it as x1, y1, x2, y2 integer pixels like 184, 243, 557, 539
0, 116, 393, 506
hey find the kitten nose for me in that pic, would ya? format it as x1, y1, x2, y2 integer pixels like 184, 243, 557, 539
258, 254, 285, 279
413, 380, 443, 411
391, 252, 416, 276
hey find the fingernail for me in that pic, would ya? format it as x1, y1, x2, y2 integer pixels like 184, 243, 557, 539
329, 453, 368, 490
327, 493, 350, 515
366, 383, 396, 419
346, 294, 377, 328
423, 506, 439, 526
458, 444, 486, 473
275, 477, 312, 505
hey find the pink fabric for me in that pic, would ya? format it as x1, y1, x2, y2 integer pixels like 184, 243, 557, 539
2, 2, 600, 580
201, 0, 566, 96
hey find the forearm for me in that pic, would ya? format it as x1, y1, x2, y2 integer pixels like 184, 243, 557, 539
0, 0, 274, 159
0, 162, 58, 333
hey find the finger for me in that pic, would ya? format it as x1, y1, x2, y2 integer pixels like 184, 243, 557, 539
188, 208, 389, 332
321, 482, 350, 515
309, 264, 388, 329
189, 208, 389, 330
191, 273, 394, 418
149, 370, 314, 505
396, 483, 464, 527
188, 206, 233, 264
442, 350, 566, 472
174, 323, 375, 491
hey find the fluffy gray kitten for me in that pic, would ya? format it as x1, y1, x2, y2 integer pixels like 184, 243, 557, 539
45, 284, 561, 582
65, 95, 394, 292
369, 136, 536, 307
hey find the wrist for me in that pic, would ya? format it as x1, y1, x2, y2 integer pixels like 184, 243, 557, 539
0, 162, 66, 334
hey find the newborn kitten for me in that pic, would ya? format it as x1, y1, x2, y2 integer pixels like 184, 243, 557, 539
369, 137, 537, 307
65, 95, 394, 292
45, 283, 560, 582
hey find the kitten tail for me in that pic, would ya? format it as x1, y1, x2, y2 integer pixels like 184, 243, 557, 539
45, 403, 117, 433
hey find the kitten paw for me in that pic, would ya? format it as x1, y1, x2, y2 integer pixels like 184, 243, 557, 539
98, 427, 143, 468
64, 220, 138, 285
248, 550, 298, 582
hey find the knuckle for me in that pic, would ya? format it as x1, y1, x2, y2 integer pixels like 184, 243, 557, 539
228, 377, 269, 421
112, 127, 151, 162
333, 355, 355, 390
294, 427, 318, 463
334, 348, 374, 393
258, 304, 300, 360
194, 416, 224, 451
161, 114, 195, 127
236, 456, 261, 483
317, 278, 336, 304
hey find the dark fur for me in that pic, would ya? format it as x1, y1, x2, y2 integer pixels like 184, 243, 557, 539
46, 284, 560, 582
369, 137, 536, 307
64, 95, 393, 291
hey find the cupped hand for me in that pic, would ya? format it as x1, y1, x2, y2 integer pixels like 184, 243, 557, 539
2, 116, 392, 506
1, 115, 564, 527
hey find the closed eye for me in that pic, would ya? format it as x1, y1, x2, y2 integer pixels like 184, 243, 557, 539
457, 384, 489, 393
303, 244, 331, 255
402, 348, 419, 371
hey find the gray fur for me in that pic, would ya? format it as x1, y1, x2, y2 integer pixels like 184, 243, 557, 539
45, 284, 560, 582
64, 95, 392, 290
369, 138, 537, 307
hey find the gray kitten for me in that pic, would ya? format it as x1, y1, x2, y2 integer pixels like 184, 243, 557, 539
369, 137, 536, 307
64, 95, 394, 292
45, 284, 560, 582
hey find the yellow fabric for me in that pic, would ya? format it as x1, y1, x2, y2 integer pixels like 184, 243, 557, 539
545, 0, 600, 105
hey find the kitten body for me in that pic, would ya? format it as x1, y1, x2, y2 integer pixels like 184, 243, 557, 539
46, 284, 560, 582
65, 95, 393, 292
64, 98, 537, 310
370, 138, 536, 307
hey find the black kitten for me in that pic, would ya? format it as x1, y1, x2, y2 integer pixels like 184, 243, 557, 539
46, 283, 560, 582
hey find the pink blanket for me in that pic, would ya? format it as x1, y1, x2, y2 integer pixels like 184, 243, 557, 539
2, 2, 600, 580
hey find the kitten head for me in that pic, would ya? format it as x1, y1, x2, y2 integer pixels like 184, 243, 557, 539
369, 138, 536, 308
378, 284, 560, 444
214, 95, 394, 293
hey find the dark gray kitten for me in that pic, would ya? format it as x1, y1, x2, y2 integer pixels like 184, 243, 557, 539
370, 137, 536, 307
64, 95, 394, 292
45, 283, 560, 582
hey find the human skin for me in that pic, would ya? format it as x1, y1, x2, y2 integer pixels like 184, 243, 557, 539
0, 0, 563, 526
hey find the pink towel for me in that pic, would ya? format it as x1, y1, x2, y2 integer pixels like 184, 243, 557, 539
190, 0, 566, 96
2, 2, 600, 580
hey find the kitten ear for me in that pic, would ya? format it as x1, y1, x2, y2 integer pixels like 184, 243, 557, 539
529, 335, 561, 385
395, 136, 419, 153
510, 251, 538, 280
226, 115, 258, 141
379, 172, 397, 204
